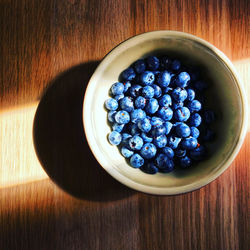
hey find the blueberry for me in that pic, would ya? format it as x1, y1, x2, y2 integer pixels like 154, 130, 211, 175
129, 84, 142, 98
140, 71, 155, 85
187, 88, 195, 101
119, 96, 134, 112
140, 162, 158, 174
175, 149, 186, 157
140, 143, 157, 159
172, 87, 188, 102
121, 147, 134, 158
129, 135, 144, 150
133, 59, 146, 74
105, 98, 118, 111
190, 127, 200, 138
159, 94, 172, 107
151, 84, 162, 98
157, 107, 173, 121
123, 81, 131, 93
121, 133, 132, 145
130, 123, 140, 135
146, 56, 160, 70
175, 123, 191, 138
171, 59, 181, 71
189, 113, 202, 127
138, 118, 152, 133
111, 82, 124, 95
141, 132, 153, 143
130, 109, 146, 123
141, 86, 155, 99
151, 124, 166, 137
108, 110, 117, 123
204, 110, 215, 124
189, 145, 206, 161
114, 93, 124, 101
164, 121, 173, 135
167, 136, 181, 149
163, 87, 173, 94
153, 135, 167, 148
174, 107, 190, 122
155, 154, 174, 173
162, 147, 174, 158
193, 80, 207, 91
187, 100, 202, 113
176, 72, 190, 88
108, 131, 122, 145
179, 156, 192, 168
203, 129, 215, 141
135, 96, 146, 109
160, 56, 172, 69
172, 101, 184, 110
115, 110, 130, 124
130, 153, 144, 168
181, 137, 198, 150
112, 123, 125, 132
121, 67, 136, 81
150, 116, 163, 128
157, 71, 172, 87
145, 98, 159, 114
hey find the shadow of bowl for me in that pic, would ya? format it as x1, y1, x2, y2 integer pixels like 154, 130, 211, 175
33, 61, 135, 201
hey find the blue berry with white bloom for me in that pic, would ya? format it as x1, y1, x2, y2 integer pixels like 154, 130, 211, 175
121, 67, 136, 81
181, 137, 198, 150
187, 88, 195, 101
140, 71, 155, 85
174, 107, 190, 122
176, 72, 190, 88
141, 132, 153, 143
159, 94, 172, 107
108, 131, 122, 145
130, 109, 146, 123
123, 81, 131, 93
114, 93, 124, 101
180, 156, 192, 168
119, 96, 134, 112
152, 84, 162, 98
138, 118, 152, 133
130, 123, 140, 135
121, 133, 132, 145
129, 135, 144, 150
175, 149, 186, 157
129, 84, 142, 98
112, 123, 124, 132
135, 96, 146, 109
111, 82, 124, 95
189, 113, 202, 127
172, 101, 184, 110
115, 110, 130, 124
141, 86, 155, 98
130, 153, 144, 168
162, 147, 174, 158
121, 147, 134, 158
190, 127, 200, 138
108, 111, 116, 123
133, 59, 146, 74
146, 56, 160, 70
153, 135, 167, 148
172, 87, 188, 102
150, 116, 163, 127
187, 100, 202, 113
145, 98, 159, 114
175, 123, 191, 138
105, 98, 118, 111
155, 154, 174, 173
140, 143, 157, 159
157, 107, 173, 121
151, 124, 166, 137
164, 121, 173, 135
168, 136, 181, 149
157, 71, 172, 87
190, 145, 206, 161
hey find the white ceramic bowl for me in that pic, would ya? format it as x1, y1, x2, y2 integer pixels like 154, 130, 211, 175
83, 31, 248, 195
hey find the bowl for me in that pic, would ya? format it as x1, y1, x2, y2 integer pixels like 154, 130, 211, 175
83, 31, 248, 195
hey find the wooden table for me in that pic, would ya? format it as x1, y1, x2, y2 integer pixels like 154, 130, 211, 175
0, 1, 249, 249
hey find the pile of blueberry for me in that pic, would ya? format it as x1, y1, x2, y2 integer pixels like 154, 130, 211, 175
105, 56, 216, 174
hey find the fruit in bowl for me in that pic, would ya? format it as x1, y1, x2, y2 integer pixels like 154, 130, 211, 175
83, 31, 247, 195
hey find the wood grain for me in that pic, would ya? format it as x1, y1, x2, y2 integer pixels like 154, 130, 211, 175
0, 0, 249, 249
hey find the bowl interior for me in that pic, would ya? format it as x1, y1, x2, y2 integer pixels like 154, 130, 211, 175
84, 32, 243, 193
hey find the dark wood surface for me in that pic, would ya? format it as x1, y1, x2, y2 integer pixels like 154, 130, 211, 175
0, 1, 249, 249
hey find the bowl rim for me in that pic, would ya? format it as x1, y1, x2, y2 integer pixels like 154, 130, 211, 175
83, 30, 248, 195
